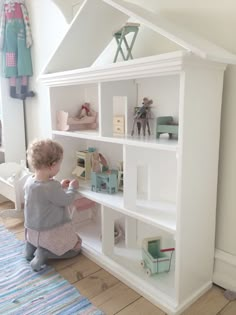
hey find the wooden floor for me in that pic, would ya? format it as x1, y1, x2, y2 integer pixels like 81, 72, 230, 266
0, 201, 235, 315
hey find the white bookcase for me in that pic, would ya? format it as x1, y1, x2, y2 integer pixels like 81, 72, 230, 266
40, 0, 236, 313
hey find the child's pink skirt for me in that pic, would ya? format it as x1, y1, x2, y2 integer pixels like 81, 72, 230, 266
26, 222, 82, 256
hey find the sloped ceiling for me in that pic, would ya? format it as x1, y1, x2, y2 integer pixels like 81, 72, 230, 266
51, 0, 75, 22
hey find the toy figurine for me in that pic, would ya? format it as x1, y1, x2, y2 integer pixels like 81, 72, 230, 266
0, 0, 34, 99
131, 97, 153, 136
77, 102, 92, 119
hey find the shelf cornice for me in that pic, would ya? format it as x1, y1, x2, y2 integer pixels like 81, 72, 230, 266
40, 50, 226, 87
39, 51, 188, 87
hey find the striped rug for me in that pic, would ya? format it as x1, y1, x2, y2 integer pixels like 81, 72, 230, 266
0, 225, 104, 315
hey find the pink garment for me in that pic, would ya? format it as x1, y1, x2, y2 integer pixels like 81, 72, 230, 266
5, 3, 23, 19
26, 222, 82, 256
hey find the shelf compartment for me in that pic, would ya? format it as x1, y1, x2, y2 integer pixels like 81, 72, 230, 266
72, 204, 102, 254
94, 207, 176, 310
100, 75, 180, 140
79, 181, 176, 234
124, 146, 177, 216
50, 84, 99, 132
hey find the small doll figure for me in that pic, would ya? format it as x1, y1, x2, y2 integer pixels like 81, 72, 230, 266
77, 102, 92, 119
0, 0, 34, 99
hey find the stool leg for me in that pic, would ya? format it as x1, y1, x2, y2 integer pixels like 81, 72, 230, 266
114, 36, 126, 62
114, 27, 127, 62
123, 36, 133, 60
126, 29, 139, 60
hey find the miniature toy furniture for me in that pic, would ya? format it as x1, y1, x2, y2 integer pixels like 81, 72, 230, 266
113, 115, 125, 135
91, 170, 118, 194
113, 22, 140, 62
56, 104, 97, 131
72, 150, 93, 180
141, 237, 175, 276
56, 110, 69, 131
156, 116, 179, 139
0, 162, 31, 218
117, 161, 124, 191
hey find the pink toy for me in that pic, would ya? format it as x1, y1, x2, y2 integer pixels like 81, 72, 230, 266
73, 197, 96, 211
56, 103, 98, 131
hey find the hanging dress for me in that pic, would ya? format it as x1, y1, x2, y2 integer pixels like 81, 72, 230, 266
0, 0, 33, 78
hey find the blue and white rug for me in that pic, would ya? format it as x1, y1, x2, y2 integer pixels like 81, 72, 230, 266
0, 225, 104, 315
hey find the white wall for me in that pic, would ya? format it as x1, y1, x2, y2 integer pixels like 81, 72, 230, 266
26, 0, 236, 286
24, 0, 69, 142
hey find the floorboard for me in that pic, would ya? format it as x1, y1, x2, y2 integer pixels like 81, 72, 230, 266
0, 201, 235, 314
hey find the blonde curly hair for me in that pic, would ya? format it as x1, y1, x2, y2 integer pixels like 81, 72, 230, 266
27, 139, 63, 170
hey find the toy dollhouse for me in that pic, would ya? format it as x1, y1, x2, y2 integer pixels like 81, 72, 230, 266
40, 0, 236, 313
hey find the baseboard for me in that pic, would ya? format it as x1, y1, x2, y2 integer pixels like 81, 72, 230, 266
213, 249, 236, 291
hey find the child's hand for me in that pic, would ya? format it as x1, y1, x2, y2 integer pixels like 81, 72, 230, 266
69, 179, 79, 190
61, 179, 70, 189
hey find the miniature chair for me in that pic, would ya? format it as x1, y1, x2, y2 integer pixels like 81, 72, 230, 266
113, 23, 140, 62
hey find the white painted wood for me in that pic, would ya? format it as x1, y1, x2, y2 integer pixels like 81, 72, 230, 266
43, 57, 225, 314
52, 130, 178, 151
125, 216, 137, 248
0, 78, 26, 164
43, 0, 128, 74
175, 65, 224, 304
101, 205, 115, 255
213, 249, 236, 292
40, 51, 188, 86
102, 0, 236, 64
40, 1, 229, 312
78, 181, 176, 234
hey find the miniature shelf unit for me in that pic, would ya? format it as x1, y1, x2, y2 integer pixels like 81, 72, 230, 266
40, 0, 236, 314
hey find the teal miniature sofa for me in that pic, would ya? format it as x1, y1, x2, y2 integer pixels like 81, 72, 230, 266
156, 116, 178, 139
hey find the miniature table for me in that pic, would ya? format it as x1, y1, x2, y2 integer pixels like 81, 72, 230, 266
113, 23, 140, 62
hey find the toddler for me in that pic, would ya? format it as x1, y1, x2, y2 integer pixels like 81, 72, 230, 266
24, 139, 82, 271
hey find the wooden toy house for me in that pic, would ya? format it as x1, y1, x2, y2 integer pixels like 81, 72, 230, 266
39, 0, 236, 313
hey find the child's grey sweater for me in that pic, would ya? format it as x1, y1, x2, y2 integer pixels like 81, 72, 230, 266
24, 176, 77, 231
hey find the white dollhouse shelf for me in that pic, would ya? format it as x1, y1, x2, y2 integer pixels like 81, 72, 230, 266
40, 0, 236, 314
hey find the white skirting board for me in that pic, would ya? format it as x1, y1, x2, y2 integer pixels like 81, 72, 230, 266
213, 249, 236, 291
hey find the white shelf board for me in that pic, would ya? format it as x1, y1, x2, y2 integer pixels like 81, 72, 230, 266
112, 242, 176, 300
81, 239, 177, 313
52, 130, 178, 151
40, 51, 186, 86
0, 147, 5, 153
78, 181, 176, 234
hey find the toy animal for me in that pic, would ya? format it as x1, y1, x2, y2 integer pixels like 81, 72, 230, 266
131, 97, 153, 136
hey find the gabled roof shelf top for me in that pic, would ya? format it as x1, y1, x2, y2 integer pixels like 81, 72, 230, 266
104, 0, 236, 65
41, 0, 236, 76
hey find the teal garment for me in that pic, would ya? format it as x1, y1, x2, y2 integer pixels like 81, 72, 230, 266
2, 19, 33, 78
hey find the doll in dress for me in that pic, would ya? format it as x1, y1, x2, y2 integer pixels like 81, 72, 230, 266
0, 0, 34, 99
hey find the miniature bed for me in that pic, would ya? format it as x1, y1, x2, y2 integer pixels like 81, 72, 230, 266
57, 105, 98, 131
0, 162, 31, 218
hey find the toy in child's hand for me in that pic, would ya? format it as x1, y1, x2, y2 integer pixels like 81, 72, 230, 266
61, 179, 70, 189
70, 179, 79, 190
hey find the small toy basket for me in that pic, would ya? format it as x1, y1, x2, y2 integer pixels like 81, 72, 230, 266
141, 237, 175, 276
